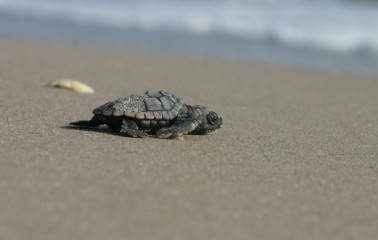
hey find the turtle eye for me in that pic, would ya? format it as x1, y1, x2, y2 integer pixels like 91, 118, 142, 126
207, 112, 218, 125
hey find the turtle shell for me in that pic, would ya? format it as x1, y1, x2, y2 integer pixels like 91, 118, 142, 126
93, 90, 184, 121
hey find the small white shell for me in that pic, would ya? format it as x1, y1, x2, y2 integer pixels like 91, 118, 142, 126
49, 79, 95, 94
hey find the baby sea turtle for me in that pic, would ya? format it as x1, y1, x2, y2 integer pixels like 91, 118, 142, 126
70, 90, 223, 139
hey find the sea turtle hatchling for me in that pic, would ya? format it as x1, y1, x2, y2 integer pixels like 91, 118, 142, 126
70, 90, 223, 139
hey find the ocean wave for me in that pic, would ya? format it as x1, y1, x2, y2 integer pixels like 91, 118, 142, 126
1, 0, 378, 55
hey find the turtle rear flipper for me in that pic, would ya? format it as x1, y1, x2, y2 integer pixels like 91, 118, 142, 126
70, 119, 102, 128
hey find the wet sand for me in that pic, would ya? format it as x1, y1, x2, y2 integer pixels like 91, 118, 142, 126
1, 39, 378, 240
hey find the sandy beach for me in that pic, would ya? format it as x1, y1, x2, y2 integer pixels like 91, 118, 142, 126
1, 39, 378, 240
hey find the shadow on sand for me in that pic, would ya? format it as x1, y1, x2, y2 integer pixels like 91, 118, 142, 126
61, 125, 125, 137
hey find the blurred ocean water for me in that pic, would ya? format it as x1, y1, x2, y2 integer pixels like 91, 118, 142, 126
1, 0, 378, 76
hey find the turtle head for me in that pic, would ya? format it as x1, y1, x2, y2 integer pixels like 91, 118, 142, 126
190, 105, 223, 135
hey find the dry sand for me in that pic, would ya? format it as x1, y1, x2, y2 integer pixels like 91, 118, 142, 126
1, 39, 378, 240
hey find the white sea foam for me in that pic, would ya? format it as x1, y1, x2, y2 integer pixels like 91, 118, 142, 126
1, 0, 378, 55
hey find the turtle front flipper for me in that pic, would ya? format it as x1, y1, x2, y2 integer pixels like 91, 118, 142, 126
120, 119, 148, 138
155, 119, 199, 139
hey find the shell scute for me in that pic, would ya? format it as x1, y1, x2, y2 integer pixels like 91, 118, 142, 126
124, 111, 136, 118
102, 109, 113, 116
161, 111, 170, 120
146, 90, 163, 98
113, 109, 124, 116
144, 98, 163, 111
153, 111, 163, 120
144, 112, 155, 120
135, 112, 145, 119
160, 90, 173, 97
160, 96, 175, 110
168, 111, 176, 120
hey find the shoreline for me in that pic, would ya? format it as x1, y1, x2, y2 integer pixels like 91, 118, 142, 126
1, 13, 378, 77
1, 39, 378, 240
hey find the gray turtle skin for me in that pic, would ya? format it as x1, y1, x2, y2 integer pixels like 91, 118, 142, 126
70, 90, 223, 139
